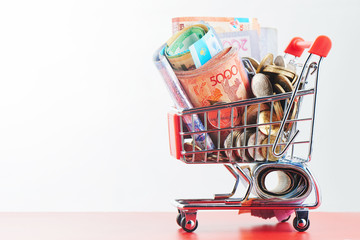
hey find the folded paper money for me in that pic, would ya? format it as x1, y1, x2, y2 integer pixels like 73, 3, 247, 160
174, 46, 251, 108
165, 24, 223, 70
239, 163, 312, 221
218, 30, 261, 61
259, 27, 278, 60
153, 45, 215, 150
172, 17, 278, 62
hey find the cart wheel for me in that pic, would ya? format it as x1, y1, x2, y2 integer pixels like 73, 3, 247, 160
281, 215, 291, 222
176, 213, 182, 226
180, 217, 198, 233
293, 217, 310, 232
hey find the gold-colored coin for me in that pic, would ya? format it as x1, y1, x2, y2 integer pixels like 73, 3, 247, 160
273, 83, 286, 94
285, 101, 299, 131
273, 74, 293, 92
183, 142, 204, 161
292, 75, 298, 85
207, 154, 227, 162
258, 110, 280, 136
290, 101, 298, 120
242, 57, 259, 70
273, 100, 284, 121
242, 104, 270, 125
262, 65, 296, 80
257, 53, 273, 73
260, 135, 283, 161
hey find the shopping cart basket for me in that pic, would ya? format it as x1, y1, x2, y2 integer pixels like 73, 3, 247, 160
167, 35, 331, 232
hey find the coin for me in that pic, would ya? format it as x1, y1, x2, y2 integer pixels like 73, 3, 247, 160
257, 53, 273, 73
242, 57, 259, 70
258, 110, 280, 136
289, 101, 298, 120
273, 83, 286, 94
285, 101, 299, 131
274, 55, 285, 67
260, 135, 283, 161
208, 103, 240, 128
273, 98, 284, 121
242, 104, 270, 125
262, 65, 296, 80
273, 74, 293, 92
207, 153, 227, 161
183, 142, 205, 161
207, 153, 227, 162
236, 129, 255, 162
247, 131, 267, 161
251, 73, 273, 98
291, 75, 299, 85
272, 78, 291, 113
274, 55, 297, 73
224, 131, 242, 161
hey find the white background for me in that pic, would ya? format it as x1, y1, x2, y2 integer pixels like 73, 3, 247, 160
0, 0, 359, 212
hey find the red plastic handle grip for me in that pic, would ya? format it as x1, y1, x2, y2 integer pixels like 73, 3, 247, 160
285, 37, 313, 57
309, 35, 332, 57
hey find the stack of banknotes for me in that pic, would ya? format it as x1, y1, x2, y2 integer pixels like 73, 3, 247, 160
154, 17, 280, 150
153, 17, 306, 221
239, 163, 312, 221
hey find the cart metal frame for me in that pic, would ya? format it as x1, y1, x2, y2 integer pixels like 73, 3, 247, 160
167, 36, 331, 232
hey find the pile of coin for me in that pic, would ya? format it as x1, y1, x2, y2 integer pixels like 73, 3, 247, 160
221, 129, 285, 162
182, 53, 300, 163
221, 53, 299, 162
251, 53, 299, 131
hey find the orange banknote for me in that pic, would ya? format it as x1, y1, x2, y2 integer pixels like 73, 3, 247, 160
174, 46, 251, 108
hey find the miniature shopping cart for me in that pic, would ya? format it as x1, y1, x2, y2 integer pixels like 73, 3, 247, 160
167, 36, 331, 232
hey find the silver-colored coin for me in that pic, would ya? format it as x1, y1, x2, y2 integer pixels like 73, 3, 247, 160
251, 73, 273, 98
274, 55, 285, 67
247, 131, 267, 161
236, 129, 255, 162
224, 131, 242, 161
274, 55, 297, 73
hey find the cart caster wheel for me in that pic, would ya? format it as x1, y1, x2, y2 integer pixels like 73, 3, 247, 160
176, 213, 182, 226
281, 215, 291, 222
180, 217, 198, 233
293, 217, 310, 232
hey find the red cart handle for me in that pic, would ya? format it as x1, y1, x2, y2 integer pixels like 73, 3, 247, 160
309, 35, 332, 57
285, 35, 332, 58
285, 37, 312, 57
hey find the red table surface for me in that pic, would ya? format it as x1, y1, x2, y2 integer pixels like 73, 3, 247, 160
0, 211, 359, 240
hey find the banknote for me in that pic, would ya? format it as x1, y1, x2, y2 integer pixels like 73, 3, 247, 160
174, 46, 251, 108
172, 17, 260, 34
165, 24, 222, 70
153, 44, 215, 150
189, 27, 223, 68
239, 163, 312, 221
218, 30, 261, 61
259, 27, 278, 60
165, 24, 208, 71
166, 25, 206, 55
